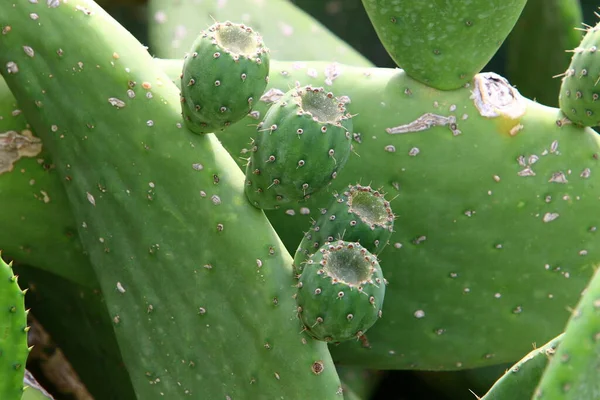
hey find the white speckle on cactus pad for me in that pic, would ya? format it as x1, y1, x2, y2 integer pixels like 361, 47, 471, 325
414, 310, 425, 319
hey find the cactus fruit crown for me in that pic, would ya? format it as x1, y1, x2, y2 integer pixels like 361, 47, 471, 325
345, 185, 394, 231
209, 21, 268, 61
291, 85, 349, 125
315, 241, 377, 286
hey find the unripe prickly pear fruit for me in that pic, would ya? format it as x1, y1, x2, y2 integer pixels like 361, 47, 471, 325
296, 240, 386, 343
244, 85, 353, 210
294, 184, 395, 273
180, 21, 270, 134
559, 21, 600, 127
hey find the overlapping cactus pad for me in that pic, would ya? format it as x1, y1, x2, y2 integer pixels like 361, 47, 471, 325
2, 0, 600, 398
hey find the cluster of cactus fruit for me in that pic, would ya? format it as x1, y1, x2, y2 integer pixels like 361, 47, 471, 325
3, 0, 600, 399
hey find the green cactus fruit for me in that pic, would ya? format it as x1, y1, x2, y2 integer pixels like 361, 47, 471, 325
180, 21, 270, 134
480, 334, 563, 399
296, 240, 386, 343
244, 85, 353, 210
294, 183, 394, 273
505, 0, 583, 107
360, 0, 528, 90
558, 21, 600, 127
0, 253, 28, 400
533, 267, 600, 399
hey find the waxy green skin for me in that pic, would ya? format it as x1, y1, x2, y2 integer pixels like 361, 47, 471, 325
533, 268, 600, 399
0, 255, 28, 400
217, 62, 600, 370
360, 0, 528, 90
245, 85, 352, 210
0, 2, 341, 399
294, 183, 394, 273
296, 241, 386, 342
559, 22, 600, 127
180, 21, 270, 134
147, 0, 372, 67
481, 334, 563, 399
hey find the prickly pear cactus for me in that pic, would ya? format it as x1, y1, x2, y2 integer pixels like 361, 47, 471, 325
244, 85, 353, 209
533, 267, 600, 399
481, 334, 563, 399
180, 21, 270, 134
296, 240, 386, 342
360, 0, 528, 90
0, 254, 28, 400
559, 20, 600, 127
293, 183, 395, 273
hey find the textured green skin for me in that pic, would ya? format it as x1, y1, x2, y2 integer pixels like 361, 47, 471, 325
214, 61, 600, 370
0, 2, 341, 399
360, 0, 528, 90
180, 22, 270, 134
296, 241, 386, 342
533, 268, 600, 399
0, 78, 93, 287
480, 334, 563, 399
0, 254, 27, 400
293, 184, 394, 273
505, 0, 583, 107
245, 86, 352, 210
147, 0, 372, 67
559, 22, 600, 127
13, 264, 135, 400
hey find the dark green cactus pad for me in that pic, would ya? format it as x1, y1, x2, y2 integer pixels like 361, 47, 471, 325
0, 254, 28, 399
559, 21, 600, 127
245, 85, 353, 210
296, 241, 386, 342
214, 61, 600, 370
533, 267, 600, 399
0, 3, 341, 399
294, 183, 394, 273
481, 334, 563, 399
180, 21, 270, 134
360, 0, 527, 90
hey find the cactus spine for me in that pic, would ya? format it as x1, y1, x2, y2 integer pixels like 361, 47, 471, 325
296, 240, 386, 342
180, 21, 270, 134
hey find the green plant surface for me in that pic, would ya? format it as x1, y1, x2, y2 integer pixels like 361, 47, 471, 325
505, 0, 584, 107
533, 267, 600, 399
147, 0, 372, 67
360, 0, 528, 90
0, 2, 341, 399
214, 61, 600, 370
0, 254, 28, 400
480, 334, 563, 399
22, 370, 55, 400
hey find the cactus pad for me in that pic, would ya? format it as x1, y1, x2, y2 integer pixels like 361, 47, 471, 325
245, 85, 353, 209
180, 21, 270, 134
294, 183, 394, 273
296, 241, 386, 342
360, 0, 527, 90
559, 21, 600, 127
0, 254, 28, 399
533, 267, 600, 399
